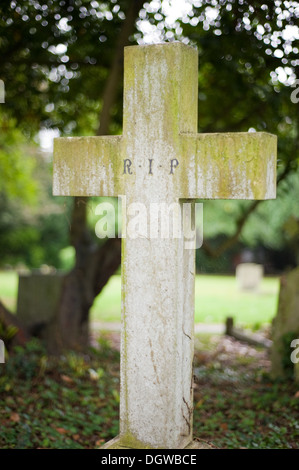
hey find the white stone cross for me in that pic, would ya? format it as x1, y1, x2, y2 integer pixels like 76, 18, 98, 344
53, 43, 277, 449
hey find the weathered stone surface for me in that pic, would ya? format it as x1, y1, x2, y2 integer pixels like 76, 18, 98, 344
53, 136, 122, 197
53, 45, 276, 202
270, 267, 299, 380
180, 132, 276, 200
236, 263, 264, 291
53, 42, 277, 448
119, 43, 197, 450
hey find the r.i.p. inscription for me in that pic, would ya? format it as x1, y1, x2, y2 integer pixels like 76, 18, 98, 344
123, 158, 179, 175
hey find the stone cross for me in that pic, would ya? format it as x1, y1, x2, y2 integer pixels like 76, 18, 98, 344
53, 43, 277, 449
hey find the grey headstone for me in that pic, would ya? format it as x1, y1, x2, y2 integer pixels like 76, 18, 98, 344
17, 271, 64, 335
236, 263, 264, 291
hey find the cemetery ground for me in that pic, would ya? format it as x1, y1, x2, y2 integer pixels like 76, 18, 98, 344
0, 331, 299, 449
0, 271, 298, 449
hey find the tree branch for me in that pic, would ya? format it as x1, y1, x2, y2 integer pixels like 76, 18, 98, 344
202, 199, 261, 258
202, 159, 294, 258
97, 0, 144, 136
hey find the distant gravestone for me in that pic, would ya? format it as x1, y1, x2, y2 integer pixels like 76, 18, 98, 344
271, 267, 299, 381
53, 43, 277, 449
17, 271, 64, 337
236, 263, 264, 291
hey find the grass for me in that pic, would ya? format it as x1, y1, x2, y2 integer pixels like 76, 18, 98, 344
0, 271, 18, 312
0, 271, 280, 327
91, 274, 279, 327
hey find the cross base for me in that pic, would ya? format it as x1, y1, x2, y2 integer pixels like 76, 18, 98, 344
101, 436, 214, 450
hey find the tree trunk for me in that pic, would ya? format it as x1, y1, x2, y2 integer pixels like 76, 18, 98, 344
0, 300, 30, 347
50, 1, 144, 353
48, 234, 121, 353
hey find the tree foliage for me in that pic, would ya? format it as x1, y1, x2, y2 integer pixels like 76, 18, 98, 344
175, 0, 299, 261
0, 115, 37, 202
0, 0, 298, 272
0, 0, 135, 135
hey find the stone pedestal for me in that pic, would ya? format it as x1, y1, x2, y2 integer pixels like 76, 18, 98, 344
101, 435, 213, 449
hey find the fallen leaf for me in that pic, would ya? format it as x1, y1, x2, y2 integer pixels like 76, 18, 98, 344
219, 422, 228, 431
294, 391, 299, 399
55, 427, 68, 435
95, 439, 105, 447
73, 434, 80, 441
10, 412, 20, 423
195, 399, 204, 408
61, 374, 74, 384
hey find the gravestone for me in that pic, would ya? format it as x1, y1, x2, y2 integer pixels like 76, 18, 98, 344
236, 263, 264, 291
53, 43, 277, 449
17, 271, 64, 337
271, 267, 299, 381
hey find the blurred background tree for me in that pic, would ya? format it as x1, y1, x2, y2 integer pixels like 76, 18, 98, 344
0, 0, 298, 350
0, 114, 71, 268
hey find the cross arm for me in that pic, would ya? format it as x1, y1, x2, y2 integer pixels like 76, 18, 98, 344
179, 132, 277, 200
53, 136, 123, 197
